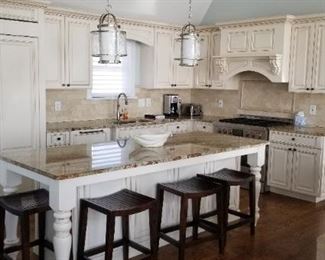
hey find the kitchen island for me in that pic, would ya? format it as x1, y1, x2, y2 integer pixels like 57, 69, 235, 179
0, 132, 268, 260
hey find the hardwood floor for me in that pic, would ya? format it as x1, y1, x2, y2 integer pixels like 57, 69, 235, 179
14, 192, 325, 259
135, 192, 325, 260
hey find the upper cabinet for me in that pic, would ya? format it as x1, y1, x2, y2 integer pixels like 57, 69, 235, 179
45, 15, 92, 89
215, 16, 294, 83
289, 20, 325, 93
140, 29, 193, 89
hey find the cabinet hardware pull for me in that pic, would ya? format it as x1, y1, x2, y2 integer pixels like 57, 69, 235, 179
67, 84, 70, 87
311, 88, 315, 91
306, 88, 310, 90
291, 138, 295, 141
288, 148, 292, 151
62, 84, 66, 87
293, 148, 297, 152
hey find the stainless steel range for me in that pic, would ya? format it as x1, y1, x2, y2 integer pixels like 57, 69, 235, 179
214, 115, 292, 193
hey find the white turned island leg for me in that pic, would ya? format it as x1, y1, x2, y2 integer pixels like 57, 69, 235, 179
250, 166, 262, 223
53, 211, 72, 260
247, 147, 266, 225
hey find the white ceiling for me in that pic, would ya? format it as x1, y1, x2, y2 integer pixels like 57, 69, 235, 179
49, 0, 325, 25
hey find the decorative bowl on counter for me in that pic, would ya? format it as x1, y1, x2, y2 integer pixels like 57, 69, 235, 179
131, 131, 171, 148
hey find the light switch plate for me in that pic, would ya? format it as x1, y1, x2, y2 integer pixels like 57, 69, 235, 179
309, 105, 317, 115
218, 100, 224, 108
54, 101, 62, 112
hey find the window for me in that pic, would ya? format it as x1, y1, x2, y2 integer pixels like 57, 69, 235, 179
91, 40, 137, 99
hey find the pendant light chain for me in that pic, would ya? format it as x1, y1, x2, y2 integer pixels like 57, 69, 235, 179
188, 0, 192, 24
106, 0, 112, 13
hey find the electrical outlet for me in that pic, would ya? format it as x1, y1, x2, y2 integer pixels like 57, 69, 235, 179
54, 101, 62, 112
218, 100, 224, 108
309, 105, 317, 115
146, 98, 152, 107
138, 98, 145, 108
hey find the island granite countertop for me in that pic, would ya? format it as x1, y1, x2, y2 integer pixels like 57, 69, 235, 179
0, 132, 268, 180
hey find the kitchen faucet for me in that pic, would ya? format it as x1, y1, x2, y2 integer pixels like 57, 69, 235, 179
116, 92, 129, 121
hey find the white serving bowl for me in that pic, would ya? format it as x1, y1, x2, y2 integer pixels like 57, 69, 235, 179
132, 132, 171, 148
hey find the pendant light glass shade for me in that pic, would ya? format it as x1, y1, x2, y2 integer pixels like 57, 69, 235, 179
91, 3, 127, 64
175, 0, 202, 67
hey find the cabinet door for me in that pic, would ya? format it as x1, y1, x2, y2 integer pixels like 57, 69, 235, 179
210, 32, 223, 88
196, 33, 211, 88
0, 35, 39, 151
292, 148, 321, 196
155, 30, 174, 88
268, 144, 293, 190
173, 32, 193, 88
289, 23, 315, 91
313, 22, 325, 91
65, 18, 91, 87
44, 15, 65, 89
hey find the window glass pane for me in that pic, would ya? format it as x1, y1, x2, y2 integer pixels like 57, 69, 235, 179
91, 40, 136, 98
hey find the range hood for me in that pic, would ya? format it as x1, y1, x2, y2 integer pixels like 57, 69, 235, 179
214, 15, 295, 83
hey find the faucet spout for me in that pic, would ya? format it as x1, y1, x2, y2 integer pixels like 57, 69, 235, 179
116, 93, 128, 121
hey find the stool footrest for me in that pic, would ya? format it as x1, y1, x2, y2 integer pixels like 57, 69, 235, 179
160, 221, 194, 234
3, 239, 53, 254
228, 209, 251, 219
228, 219, 251, 231
84, 238, 152, 258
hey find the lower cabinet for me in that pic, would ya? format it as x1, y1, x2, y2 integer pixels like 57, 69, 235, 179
268, 140, 323, 200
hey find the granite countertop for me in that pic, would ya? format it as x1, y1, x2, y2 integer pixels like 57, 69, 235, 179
0, 132, 268, 180
46, 116, 223, 133
270, 125, 325, 137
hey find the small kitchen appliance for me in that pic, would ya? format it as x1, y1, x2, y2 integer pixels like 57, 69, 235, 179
163, 94, 180, 117
181, 103, 202, 117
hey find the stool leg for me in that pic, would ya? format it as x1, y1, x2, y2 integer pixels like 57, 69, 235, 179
105, 214, 115, 260
224, 185, 230, 246
217, 190, 225, 254
156, 185, 164, 248
149, 203, 158, 260
178, 196, 188, 260
38, 212, 46, 260
249, 179, 256, 235
77, 201, 88, 259
0, 208, 5, 256
191, 198, 201, 240
122, 216, 129, 260
20, 215, 30, 260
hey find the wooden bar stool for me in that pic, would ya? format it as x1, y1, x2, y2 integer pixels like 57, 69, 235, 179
197, 168, 256, 236
157, 177, 227, 260
77, 189, 158, 260
0, 189, 53, 260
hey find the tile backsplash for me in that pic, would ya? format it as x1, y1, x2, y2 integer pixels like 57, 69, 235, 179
47, 73, 325, 127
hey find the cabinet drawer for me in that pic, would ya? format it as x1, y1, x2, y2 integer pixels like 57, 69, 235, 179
270, 131, 322, 149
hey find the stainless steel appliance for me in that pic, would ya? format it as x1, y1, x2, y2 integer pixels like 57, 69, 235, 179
163, 94, 179, 117
214, 115, 292, 193
181, 103, 202, 117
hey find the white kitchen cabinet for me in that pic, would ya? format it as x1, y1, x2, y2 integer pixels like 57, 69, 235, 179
193, 121, 214, 133
289, 23, 315, 92
289, 20, 325, 93
195, 33, 212, 89
292, 147, 321, 196
0, 35, 40, 151
142, 29, 193, 89
268, 131, 325, 202
268, 144, 293, 191
312, 21, 325, 91
45, 15, 92, 89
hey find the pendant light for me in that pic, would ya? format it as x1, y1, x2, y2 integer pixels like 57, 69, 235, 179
175, 0, 202, 67
91, 0, 127, 64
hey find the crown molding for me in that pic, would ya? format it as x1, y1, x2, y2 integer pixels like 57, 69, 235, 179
292, 13, 325, 24
44, 6, 182, 31
216, 15, 296, 29
0, 0, 50, 9
197, 25, 219, 33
